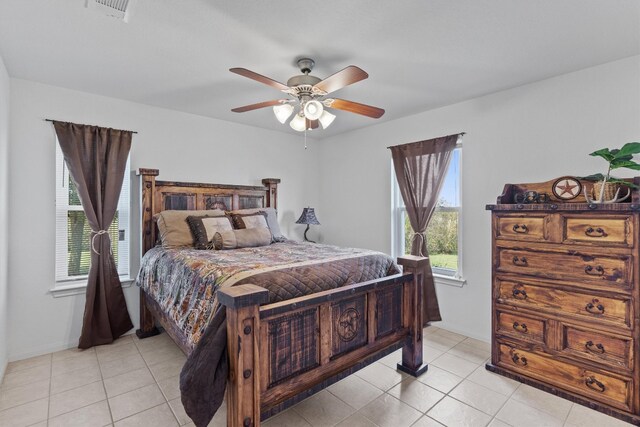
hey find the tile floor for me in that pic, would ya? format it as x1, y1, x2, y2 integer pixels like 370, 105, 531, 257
0, 325, 632, 426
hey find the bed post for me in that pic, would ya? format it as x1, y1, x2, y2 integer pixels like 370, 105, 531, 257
261, 178, 280, 210
218, 284, 269, 427
396, 255, 429, 376
136, 168, 161, 339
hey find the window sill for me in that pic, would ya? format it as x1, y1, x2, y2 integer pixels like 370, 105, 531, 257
433, 274, 466, 288
50, 277, 134, 298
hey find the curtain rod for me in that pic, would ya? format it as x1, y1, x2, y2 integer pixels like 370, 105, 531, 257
44, 119, 138, 134
386, 132, 465, 149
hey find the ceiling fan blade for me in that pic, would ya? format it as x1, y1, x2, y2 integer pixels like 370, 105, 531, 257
306, 119, 319, 130
231, 100, 287, 113
314, 66, 368, 94
326, 98, 385, 118
229, 68, 290, 92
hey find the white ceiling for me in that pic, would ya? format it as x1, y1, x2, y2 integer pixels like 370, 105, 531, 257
0, 0, 638, 138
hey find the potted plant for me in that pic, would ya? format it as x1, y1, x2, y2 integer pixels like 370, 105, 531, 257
582, 142, 640, 203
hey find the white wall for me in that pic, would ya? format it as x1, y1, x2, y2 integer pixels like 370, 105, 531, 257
7, 79, 320, 360
0, 55, 11, 379
6, 55, 639, 360
318, 55, 640, 341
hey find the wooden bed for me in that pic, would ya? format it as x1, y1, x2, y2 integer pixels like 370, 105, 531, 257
135, 168, 429, 427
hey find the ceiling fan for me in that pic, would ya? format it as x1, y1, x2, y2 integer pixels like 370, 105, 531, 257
230, 58, 385, 131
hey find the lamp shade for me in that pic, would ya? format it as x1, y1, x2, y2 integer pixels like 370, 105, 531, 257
273, 104, 294, 124
318, 110, 336, 129
296, 207, 320, 225
290, 113, 306, 132
303, 100, 323, 120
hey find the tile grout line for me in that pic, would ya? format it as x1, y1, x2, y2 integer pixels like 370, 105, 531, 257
562, 402, 576, 425
419, 341, 508, 427
483, 383, 518, 427
335, 357, 445, 426
47, 352, 108, 422
509, 386, 575, 425
0, 367, 51, 393
352, 398, 384, 427
133, 336, 182, 426
46, 352, 52, 427
97, 347, 116, 426
43, 343, 129, 423
114, 402, 168, 425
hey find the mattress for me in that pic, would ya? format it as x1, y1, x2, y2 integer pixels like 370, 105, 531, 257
136, 240, 400, 350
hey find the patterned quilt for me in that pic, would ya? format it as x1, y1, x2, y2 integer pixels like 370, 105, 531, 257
136, 241, 399, 350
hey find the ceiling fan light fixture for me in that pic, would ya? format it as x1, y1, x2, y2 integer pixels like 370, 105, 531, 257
303, 100, 323, 120
273, 103, 294, 124
289, 113, 306, 132
318, 110, 336, 129
230, 59, 385, 135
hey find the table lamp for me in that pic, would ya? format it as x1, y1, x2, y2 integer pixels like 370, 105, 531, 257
296, 207, 320, 243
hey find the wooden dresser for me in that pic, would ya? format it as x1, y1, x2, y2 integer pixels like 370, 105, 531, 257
486, 177, 640, 425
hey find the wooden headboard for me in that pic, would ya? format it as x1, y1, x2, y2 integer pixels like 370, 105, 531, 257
137, 168, 280, 254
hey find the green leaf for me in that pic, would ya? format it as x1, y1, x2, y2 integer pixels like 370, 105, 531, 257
610, 159, 640, 170
579, 173, 605, 182
589, 148, 614, 161
613, 154, 633, 162
615, 142, 640, 158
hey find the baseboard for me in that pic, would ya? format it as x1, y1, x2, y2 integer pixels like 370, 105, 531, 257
9, 340, 79, 362
431, 321, 490, 343
8, 332, 137, 362
0, 357, 7, 385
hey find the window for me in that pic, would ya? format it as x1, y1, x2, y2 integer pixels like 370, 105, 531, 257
54, 143, 130, 289
392, 145, 464, 284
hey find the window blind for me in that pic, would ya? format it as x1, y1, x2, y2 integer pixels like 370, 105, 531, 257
55, 143, 130, 283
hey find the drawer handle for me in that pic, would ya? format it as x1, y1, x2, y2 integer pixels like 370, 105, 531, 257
512, 322, 528, 333
585, 227, 607, 238
584, 265, 605, 276
585, 300, 605, 315
511, 353, 528, 366
585, 376, 606, 393
585, 340, 606, 354
512, 224, 528, 233
512, 256, 528, 266
512, 288, 528, 300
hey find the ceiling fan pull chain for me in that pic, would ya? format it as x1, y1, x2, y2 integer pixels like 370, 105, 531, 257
304, 128, 307, 150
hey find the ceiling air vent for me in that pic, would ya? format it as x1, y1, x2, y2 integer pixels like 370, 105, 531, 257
86, 0, 134, 22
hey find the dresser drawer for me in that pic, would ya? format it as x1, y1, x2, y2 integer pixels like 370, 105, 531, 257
497, 342, 633, 412
561, 215, 633, 247
496, 278, 632, 330
496, 247, 632, 290
496, 310, 546, 345
495, 214, 549, 242
560, 323, 633, 371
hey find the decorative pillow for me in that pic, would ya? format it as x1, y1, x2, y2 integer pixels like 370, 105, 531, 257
212, 227, 272, 250
229, 211, 269, 230
186, 215, 233, 249
155, 209, 224, 248
228, 208, 286, 242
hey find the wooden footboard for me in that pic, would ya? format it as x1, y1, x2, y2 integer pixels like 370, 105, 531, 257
218, 256, 428, 427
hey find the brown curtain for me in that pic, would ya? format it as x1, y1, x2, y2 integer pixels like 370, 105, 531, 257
53, 121, 134, 349
390, 133, 460, 323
